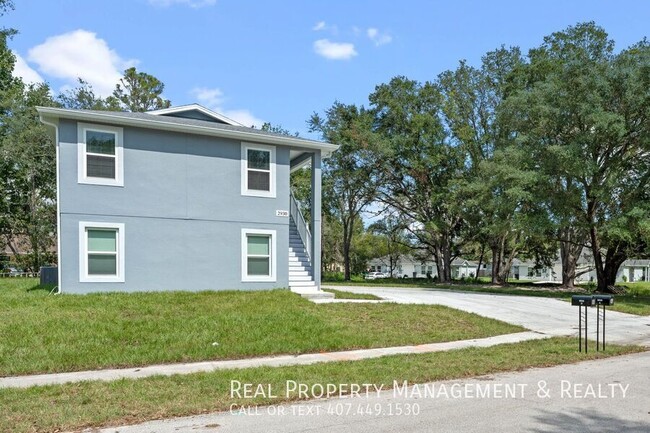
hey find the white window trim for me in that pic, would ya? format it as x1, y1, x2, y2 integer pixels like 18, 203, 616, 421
241, 142, 276, 198
241, 228, 276, 282
79, 221, 125, 283
77, 122, 124, 187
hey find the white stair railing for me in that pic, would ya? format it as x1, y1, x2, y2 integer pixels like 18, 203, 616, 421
289, 190, 311, 261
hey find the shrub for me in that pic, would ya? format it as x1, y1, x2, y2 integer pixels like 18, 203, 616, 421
323, 271, 345, 282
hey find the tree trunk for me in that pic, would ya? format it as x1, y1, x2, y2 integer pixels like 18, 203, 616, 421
442, 234, 453, 282
490, 245, 500, 284
559, 226, 587, 289
434, 245, 445, 282
474, 244, 485, 282
342, 218, 353, 281
601, 245, 627, 293
496, 232, 520, 285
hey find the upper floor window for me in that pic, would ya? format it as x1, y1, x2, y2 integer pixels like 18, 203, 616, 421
241, 143, 276, 198
78, 123, 124, 186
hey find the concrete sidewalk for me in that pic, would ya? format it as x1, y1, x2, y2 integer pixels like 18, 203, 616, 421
0, 331, 547, 389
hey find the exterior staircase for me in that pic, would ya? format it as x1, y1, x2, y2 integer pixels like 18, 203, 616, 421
289, 192, 333, 300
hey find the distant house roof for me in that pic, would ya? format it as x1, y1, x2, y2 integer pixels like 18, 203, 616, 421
451, 258, 478, 267
622, 259, 650, 267
147, 104, 245, 126
37, 106, 338, 156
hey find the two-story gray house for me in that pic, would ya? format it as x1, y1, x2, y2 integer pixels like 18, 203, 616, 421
37, 104, 337, 297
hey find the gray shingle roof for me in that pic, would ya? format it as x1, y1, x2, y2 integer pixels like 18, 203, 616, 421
80, 109, 324, 144
37, 107, 337, 155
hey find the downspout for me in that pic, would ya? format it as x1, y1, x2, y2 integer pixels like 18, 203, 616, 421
39, 115, 62, 294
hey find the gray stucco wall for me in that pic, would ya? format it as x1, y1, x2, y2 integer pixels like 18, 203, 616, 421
58, 119, 291, 293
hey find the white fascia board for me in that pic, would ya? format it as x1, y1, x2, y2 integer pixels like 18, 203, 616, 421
36, 107, 339, 156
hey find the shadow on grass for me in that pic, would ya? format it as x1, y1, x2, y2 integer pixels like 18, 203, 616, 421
26, 283, 56, 293
531, 408, 650, 433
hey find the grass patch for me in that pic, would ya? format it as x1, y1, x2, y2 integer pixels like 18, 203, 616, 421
0, 337, 642, 433
0, 279, 522, 376
324, 279, 650, 316
322, 288, 382, 300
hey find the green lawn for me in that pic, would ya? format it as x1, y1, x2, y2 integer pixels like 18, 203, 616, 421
0, 278, 522, 376
325, 279, 650, 316
0, 337, 641, 433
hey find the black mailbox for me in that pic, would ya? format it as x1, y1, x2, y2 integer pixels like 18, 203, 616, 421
593, 295, 614, 305
571, 295, 595, 306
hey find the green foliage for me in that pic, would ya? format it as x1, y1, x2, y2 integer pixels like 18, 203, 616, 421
260, 122, 299, 137
370, 76, 465, 282
0, 13, 57, 271
110, 67, 171, 112
507, 22, 650, 290
56, 78, 121, 110
310, 102, 381, 279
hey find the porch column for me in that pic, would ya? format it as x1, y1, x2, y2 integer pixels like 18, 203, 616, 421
311, 151, 322, 289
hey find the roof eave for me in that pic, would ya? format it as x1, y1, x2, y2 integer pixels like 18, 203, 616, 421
36, 107, 338, 155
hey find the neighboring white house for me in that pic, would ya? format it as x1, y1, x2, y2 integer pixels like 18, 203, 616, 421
368, 256, 486, 279
368, 254, 648, 283
618, 259, 649, 282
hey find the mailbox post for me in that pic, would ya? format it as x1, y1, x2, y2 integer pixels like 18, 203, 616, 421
571, 295, 595, 353
593, 295, 614, 351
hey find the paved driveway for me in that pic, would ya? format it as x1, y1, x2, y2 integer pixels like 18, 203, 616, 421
324, 286, 650, 346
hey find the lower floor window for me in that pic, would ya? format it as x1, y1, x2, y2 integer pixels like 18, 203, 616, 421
242, 229, 276, 282
88, 229, 118, 275
79, 222, 125, 282
247, 234, 271, 276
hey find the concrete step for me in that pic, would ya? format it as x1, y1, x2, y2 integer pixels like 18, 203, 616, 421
289, 264, 311, 270
288, 275, 313, 282
289, 270, 310, 277
294, 290, 335, 300
289, 280, 316, 287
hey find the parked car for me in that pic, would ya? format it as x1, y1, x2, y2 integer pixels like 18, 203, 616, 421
365, 271, 387, 280
1, 266, 22, 277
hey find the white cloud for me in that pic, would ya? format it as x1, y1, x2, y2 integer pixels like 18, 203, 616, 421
148, 0, 216, 8
311, 21, 338, 34
190, 87, 264, 128
12, 53, 43, 84
27, 29, 137, 97
313, 39, 357, 60
312, 21, 326, 31
367, 28, 392, 46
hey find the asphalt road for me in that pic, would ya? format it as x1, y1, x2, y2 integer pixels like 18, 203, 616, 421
90, 351, 650, 433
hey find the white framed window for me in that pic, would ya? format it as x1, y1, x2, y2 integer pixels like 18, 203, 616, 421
79, 222, 125, 282
241, 143, 276, 198
78, 123, 124, 186
241, 228, 276, 282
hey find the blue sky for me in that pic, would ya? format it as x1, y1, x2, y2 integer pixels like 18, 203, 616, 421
7, 0, 650, 137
